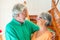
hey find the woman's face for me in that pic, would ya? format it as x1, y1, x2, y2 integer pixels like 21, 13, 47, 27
37, 17, 47, 27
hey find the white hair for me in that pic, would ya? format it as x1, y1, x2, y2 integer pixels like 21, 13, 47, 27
12, 3, 26, 18
39, 12, 52, 26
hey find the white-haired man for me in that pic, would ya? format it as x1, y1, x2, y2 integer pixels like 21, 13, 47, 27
5, 3, 39, 40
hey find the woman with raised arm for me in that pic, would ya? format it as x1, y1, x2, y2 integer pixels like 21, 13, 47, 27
31, 12, 55, 40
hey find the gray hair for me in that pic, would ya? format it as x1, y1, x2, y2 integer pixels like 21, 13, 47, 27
39, 12, 52, 26
12, 3, 26, 18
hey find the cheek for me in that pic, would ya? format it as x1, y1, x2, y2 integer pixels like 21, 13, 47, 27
22, 13, 27, 18
19, 15, 23, 18
24, 13, 27, 17
37, 20, 42, 26
19, 14, 24, 19
37, 20, 41, 24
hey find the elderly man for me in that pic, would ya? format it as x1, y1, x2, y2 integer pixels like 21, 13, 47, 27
5, 3, 39, 40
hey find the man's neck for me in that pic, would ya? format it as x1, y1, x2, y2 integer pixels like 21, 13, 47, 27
15, 18, 24, 23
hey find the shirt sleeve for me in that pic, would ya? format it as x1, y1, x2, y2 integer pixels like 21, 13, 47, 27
5, 24, 18, 40
27, 20, 40, 34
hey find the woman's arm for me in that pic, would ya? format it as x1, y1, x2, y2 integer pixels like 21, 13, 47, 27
31, 31, 38, 40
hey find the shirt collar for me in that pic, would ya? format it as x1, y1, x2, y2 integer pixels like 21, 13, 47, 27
12, 18, 25, 25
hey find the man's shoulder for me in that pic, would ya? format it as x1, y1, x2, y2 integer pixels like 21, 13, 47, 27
25, 20, 30, 22
6, 20, 14, 28
6, 22, 12, 28
25, 20, 34, 24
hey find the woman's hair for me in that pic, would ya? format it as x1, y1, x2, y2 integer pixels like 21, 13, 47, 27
12, 3, 26, 18
39, 12, 52, 26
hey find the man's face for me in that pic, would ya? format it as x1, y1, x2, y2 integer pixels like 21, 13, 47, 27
18, 8, 27, 23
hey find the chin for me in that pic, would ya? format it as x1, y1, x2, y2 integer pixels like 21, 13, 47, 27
20, 20, 25, 23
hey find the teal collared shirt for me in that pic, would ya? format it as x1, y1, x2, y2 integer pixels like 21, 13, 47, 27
5, 18, 39, 40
